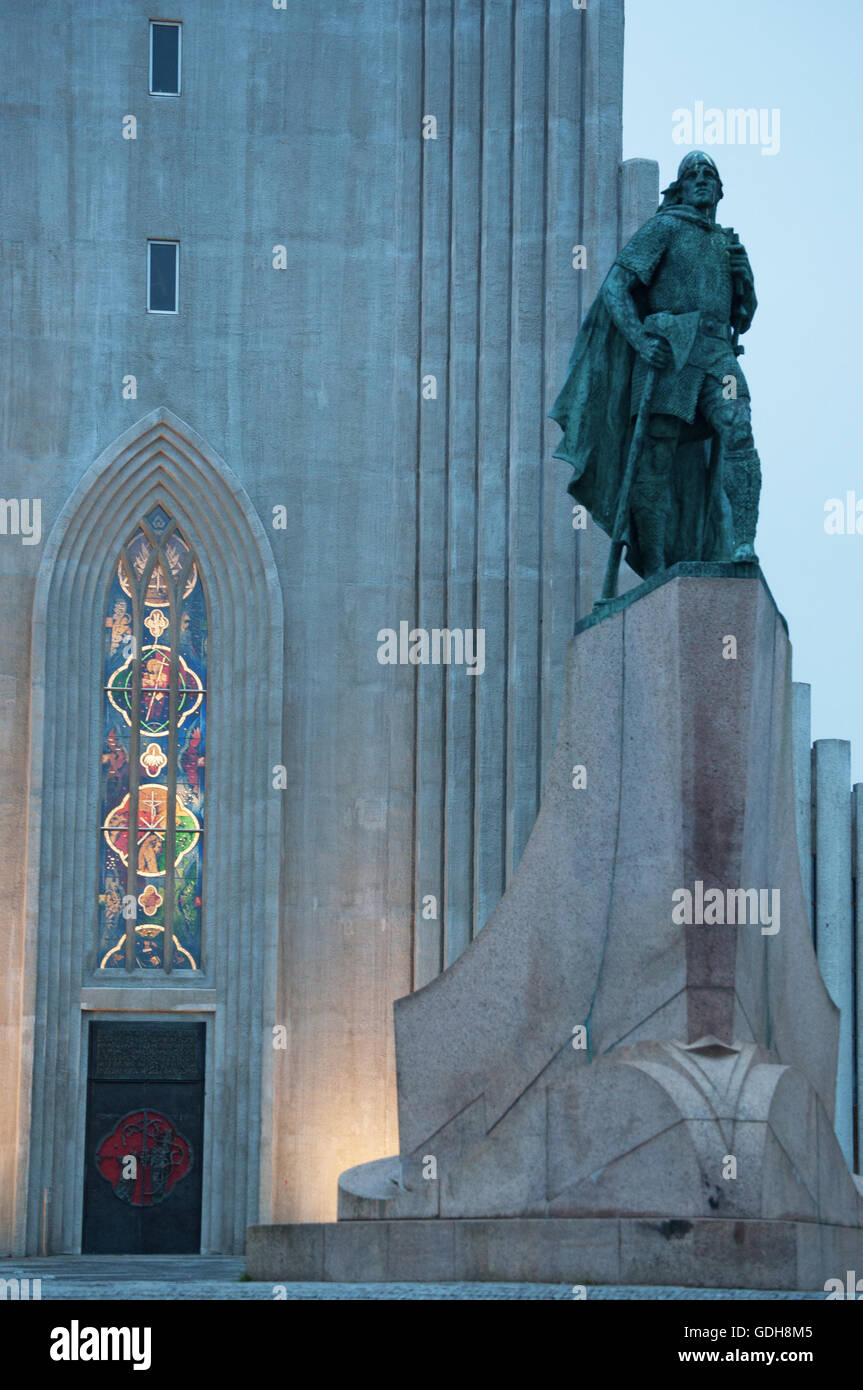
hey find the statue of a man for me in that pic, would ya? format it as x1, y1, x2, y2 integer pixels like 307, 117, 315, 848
551, 151, 761, 591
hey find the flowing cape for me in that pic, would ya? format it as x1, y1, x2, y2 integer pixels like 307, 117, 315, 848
549, 283, 731, 577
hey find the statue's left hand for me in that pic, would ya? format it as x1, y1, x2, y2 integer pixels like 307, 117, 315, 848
727, 243, 753, 282
733, 306, 755, 335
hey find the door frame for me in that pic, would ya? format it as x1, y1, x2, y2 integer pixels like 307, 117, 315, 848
73, 1008, 215, 1254
81, 1017, 208, 1254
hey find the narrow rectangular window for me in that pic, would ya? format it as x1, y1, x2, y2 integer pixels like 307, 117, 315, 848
150, 21, 181, 95
148, 241, 179, 313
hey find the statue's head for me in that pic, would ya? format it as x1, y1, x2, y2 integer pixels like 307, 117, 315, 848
660, 151, 723, 212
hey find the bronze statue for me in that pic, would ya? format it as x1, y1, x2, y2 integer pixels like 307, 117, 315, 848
551, 151, 761, 602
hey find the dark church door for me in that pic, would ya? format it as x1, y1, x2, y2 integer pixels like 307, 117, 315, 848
82, 1021, 205, 1254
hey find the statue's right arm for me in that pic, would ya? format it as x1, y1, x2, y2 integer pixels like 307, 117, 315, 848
601, 265, 670, 367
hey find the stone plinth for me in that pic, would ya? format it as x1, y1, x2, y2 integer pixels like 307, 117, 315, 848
247, 569, 863, 1287
246, 1217, 863, 1290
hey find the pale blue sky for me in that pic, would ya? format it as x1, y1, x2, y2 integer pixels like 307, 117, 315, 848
623, 0, 862, 780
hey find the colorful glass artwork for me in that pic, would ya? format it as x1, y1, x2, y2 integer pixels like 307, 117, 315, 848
98, 508, 206, 971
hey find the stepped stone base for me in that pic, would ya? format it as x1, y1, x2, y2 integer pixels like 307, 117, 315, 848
246, 1217, 863, 1290
247, 572, 863, 1291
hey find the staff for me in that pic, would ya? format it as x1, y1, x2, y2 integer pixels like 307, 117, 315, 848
599, 362, 659, 604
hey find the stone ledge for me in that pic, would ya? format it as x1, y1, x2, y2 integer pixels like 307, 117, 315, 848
573, 561, 784, 635
80, 988, 217, 1011
246, 1218, 863, 1291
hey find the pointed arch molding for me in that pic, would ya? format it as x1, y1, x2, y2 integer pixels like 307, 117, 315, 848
18, 410, 284, 1254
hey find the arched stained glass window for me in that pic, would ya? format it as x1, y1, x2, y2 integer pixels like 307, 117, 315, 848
98, 505, 206, 971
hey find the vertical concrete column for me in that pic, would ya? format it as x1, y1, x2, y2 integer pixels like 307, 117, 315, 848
541, 0, 586, 780
505, 0, 551, 893
413, 1, 453, 988
813, 739, 854, 1165
620, 156, 660, 244
406, 0, 644, 977
578, 0, 623, 620
0, 586, 32, 1250
472, 0, 516, 948
854, 783, 863, 1172
791, 682, 813, 930
442, 0, 483, 969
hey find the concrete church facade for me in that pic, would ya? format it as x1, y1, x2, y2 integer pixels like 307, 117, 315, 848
1, 0, 860, 1261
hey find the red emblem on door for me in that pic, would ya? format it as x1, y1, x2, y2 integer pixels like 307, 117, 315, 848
96, 1110, 192, 1206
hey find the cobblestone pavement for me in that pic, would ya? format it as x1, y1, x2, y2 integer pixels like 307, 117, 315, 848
0, 1257, 827, 1299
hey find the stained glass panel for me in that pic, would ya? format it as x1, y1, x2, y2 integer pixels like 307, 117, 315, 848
97, 511, 206, 972
171, 843, 203, 971
177, 711, 205, 826
100, 709, 131, 826
146, 504, 171, 534
104, 565, 134, 685
98, 834, 128, 969
179, 570, 207, 686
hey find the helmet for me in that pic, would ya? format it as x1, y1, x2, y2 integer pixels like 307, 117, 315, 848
660, 150, 723, 205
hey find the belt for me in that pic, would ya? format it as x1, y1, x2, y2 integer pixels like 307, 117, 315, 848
699, 314, 730, 339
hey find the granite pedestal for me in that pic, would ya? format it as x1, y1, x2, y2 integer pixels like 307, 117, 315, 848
248, 569, 863, 1288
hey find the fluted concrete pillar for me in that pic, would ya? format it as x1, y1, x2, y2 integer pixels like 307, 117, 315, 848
854, 783, 863, 1172
813, 739, 854, 1165
791, 682, 813, 930
620, 156, 661, 243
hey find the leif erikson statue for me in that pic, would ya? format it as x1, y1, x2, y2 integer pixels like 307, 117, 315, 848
551, 151, 761, 601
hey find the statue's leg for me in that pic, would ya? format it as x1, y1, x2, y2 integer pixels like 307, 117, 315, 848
699, 383, 761, 562
631, 415, 680, 576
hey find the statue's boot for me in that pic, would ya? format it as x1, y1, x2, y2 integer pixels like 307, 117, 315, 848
724, 445, 761, 562
632, 505, 667, 577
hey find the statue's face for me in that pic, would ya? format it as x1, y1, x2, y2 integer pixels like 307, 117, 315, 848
679, 159, 721, 211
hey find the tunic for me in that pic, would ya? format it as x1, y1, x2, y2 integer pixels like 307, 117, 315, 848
615, 206, 752, 425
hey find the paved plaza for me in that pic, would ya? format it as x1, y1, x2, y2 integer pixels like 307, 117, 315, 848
0, 1257, 827, 1300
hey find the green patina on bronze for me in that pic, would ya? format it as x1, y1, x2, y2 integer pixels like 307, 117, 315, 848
551, 152, 762, 603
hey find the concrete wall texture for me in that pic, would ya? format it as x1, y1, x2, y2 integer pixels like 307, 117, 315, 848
0, 0, 683, 1253
791, 686, 863, 1175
